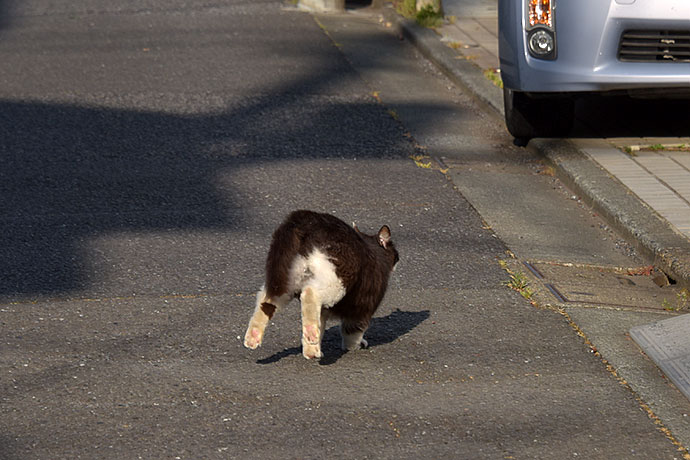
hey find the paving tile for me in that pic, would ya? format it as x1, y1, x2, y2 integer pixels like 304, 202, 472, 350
631, 314, 690, 402
439, 24, 478, 47
456, 18, 499, 63
669, 153, 690, 170
438, 23, 497, 70
475, 17, 498, 35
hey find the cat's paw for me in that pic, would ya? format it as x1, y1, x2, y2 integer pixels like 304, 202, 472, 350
243, 326, 263, 350
302, 323, 320, 345
302, 324, 322, 359
342, 339, 367, 351
341, 332, 367, 351
302, 342, 323, 360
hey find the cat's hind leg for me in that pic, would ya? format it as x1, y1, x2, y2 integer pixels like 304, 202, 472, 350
341, 319, 369, 351
244, 286, 290, 350
320, 308, 331, 344
300, 286, 323, 359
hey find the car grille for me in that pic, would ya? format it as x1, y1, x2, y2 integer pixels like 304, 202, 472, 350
618, 30, 690, 62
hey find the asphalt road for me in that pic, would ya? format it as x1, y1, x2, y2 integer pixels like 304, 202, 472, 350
0, 1, 683, 458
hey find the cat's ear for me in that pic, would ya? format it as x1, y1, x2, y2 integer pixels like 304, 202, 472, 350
378, 225, 391, 248
353, 222, 361, 234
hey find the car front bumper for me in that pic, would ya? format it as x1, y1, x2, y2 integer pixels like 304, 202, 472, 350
499, 0, 690, 92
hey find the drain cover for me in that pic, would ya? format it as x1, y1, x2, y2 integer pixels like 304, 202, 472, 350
630, 314, 690, 401
522, 261, 671, 311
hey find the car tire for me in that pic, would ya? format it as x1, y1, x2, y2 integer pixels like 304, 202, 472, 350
503, 87, 574, 141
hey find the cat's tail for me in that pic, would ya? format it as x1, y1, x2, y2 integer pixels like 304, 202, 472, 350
264, 218, 301, 300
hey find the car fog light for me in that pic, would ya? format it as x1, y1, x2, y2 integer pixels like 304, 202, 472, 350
529, 29, 554, 56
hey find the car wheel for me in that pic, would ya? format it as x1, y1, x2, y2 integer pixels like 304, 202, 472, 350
503, 87, 574, 141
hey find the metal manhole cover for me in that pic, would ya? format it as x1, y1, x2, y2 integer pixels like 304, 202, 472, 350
521, 261, 674, 311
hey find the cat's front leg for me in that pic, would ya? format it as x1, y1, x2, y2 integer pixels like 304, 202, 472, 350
300, 287, 323, 359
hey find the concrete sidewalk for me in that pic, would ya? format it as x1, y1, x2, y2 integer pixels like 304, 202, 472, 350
381, 0, 690, 290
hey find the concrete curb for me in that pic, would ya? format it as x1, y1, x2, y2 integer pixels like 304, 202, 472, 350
382, 7, 504, 115
382, 6, 690, 288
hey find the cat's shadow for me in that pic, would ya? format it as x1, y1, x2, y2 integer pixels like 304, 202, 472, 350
256, 308, 430, 366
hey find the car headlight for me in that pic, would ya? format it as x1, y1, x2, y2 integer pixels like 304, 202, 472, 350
526, 0, 557, 60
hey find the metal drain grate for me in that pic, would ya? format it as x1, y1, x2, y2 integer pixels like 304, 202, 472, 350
618, 30, 690, 62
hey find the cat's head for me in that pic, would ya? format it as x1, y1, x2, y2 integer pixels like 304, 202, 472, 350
355, 223, 399, 269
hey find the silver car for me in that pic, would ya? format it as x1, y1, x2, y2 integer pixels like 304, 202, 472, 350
498, 0, 690, 140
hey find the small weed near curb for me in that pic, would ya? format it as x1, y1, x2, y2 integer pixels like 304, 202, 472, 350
393, 0, 444, 28
507, 271, 534, 300
410, 154, 432, 169
663, 288, 690, 312
416, 4, 444, 28
484, 68, 503, 88
622, 146, 637, 157
620, 143, 690, 156
645, 143, 690, 152
394, 0, 417, 18
498, 260, 534, 301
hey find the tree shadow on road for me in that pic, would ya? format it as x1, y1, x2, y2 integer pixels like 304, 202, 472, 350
0, 83, 415, 300
256, 308, 430, 365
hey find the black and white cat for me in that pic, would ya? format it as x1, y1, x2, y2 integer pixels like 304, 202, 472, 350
243, 210, 399, 359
